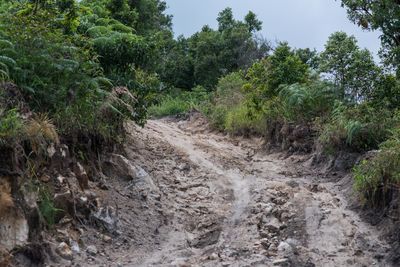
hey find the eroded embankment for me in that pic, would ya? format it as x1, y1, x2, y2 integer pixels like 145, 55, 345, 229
2, 114, 391, 267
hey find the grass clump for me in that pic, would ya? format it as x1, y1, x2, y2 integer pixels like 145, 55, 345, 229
148, 86, 210, 118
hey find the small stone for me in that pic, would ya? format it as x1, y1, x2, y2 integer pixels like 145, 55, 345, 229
40, 174, 51, 183
269, 243, 277, 251
260, 238, 270, 249
101, 234, 112, 243
86, 245, 98, 256
278, 241, 293, 257
208, 253, 218, 260
70, 240, 80, 254
56, 242, 73, 260
57, 175, 65, 184
273, 258, 290, 266
263, 216, 282, 233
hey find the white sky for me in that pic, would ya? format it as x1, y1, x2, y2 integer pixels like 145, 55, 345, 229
164, 0, 382, 59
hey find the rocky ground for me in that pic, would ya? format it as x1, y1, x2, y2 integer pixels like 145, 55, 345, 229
6, 114, 391, 267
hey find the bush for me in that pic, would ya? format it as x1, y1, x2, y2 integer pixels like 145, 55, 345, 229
148, 86, 210, 118
224, 102, 265, 136
206, 72, 245, 130
279, 81, 336, 123
0, 108, 24, 145
353, 126, 400, 207
318, 102, 398, 153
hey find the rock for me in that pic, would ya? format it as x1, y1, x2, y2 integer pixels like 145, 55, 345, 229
187, 225, 222, 249
74, 162, 89, 190
56, 242, 73, 260
269, 243, 277, 252
53, 190, 73, 218
260, 238, 270, 249
101, 234, 112, 243
209, 253, 218, 260
40, 174, 51, 183
0, 209, 29, 250
70, 240, 80, 254
261, 215, 282, 233
92, 206, 118, 233
86, 245, 98, 256
277, 241, 293, 257
273, 258, 290, 266
47, 143, 56, 157
57, 175, 65, 184
263, 203, 275, 216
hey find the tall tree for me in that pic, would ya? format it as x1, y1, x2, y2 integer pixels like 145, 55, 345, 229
217, 7, 235, 32
244, 11, 262, 33
341, 0, 400, 73
320, 31, 379, 102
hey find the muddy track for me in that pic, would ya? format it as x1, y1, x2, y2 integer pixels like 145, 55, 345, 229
79, 117, 390, 267
126, 118, 389, 267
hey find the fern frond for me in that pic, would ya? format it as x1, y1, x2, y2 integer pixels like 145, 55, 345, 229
0, 55, 16, 69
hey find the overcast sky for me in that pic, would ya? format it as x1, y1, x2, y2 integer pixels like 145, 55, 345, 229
164, 0, 382, 58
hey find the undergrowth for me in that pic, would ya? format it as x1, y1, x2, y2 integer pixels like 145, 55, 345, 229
353, 125, 400, 207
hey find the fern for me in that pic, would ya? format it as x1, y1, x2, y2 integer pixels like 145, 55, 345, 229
0, 55, 16, 69
86, 25, 111, 38
345, 120, 363, 145
0, 39, 13, 50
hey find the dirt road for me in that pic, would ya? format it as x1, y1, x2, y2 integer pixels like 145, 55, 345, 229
83, 116, 390, 267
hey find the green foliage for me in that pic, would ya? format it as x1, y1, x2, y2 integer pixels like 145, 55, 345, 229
206, 72, 246, 130
318, 102, 398, 153
320, 31, 380, 102
0, 108, 24, 145
93, 32, 148, 71
353, 126, 400, 207
267, 43, 309, 93
38, 189, 61, 226
224, 102, 265, 136
279, 81, 336, 123
148, 86, 210, 118
340, 0, 400, 74
161, 8, 269, 90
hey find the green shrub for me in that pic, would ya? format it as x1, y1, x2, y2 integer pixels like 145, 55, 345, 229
38, 189, 61, 226
0, 108, 24, 145
318, 102, 398, 153
353, 126, 400, 207
206, 72, 246, 130
279, 81, 336, 123
224, 102, 265, 136
148, 95, 191, 118
148, 86, 210, 118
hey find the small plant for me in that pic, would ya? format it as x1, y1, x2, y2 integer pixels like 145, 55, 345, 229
25, 114, 59, 155
38, 189, 61, 226
0, 108, 24, 145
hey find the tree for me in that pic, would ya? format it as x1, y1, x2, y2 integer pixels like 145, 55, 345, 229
244, 11, 262, 33
243, 42, 309, 113
217, 7, 235, 32
295, 48, 319, 70
320, 32, 379, 102
340, 0, 400, 73
266, 42, 309, 94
